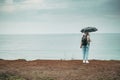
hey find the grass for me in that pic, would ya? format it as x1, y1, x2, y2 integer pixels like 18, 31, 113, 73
0, 73, 26, 80
0, 60, 120, 80
0, 72, 56, 80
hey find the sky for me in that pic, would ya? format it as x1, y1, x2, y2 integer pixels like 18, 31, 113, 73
0, 0, 120, 34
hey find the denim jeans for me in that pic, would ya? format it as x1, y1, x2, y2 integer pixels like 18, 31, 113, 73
82, 44, 90, 61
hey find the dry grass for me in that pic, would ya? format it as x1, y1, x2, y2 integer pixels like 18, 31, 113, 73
0, 60, 120, 80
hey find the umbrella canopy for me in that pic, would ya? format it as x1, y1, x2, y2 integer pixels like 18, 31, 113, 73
81, 27, 98, 33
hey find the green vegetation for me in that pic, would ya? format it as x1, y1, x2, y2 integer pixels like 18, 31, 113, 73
0, 73, 26, 80
0, 60, 120, 80
0, 73, 56, 80
37, 77, 55, 80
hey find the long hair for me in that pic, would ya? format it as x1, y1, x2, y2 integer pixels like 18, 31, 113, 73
85, 32, 89, 36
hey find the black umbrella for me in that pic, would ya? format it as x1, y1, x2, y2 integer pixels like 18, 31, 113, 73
81, 27, 98, 33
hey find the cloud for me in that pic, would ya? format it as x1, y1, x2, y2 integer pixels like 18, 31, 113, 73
0, 0, 120, 18
0, 0, 69, 13
0, 5, 15, 13
24, 0, 43, 4
0, 0, 14, 12
0, 0, 42, 12
0, 0, 120, 33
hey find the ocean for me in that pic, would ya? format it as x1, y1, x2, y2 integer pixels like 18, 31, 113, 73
0, 33, 120, 60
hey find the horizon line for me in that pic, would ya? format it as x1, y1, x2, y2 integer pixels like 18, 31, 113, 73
0, 32, 120, 35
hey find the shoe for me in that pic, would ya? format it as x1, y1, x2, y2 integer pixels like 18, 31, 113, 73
83, 60, 85, 63
86, 60, 89, 63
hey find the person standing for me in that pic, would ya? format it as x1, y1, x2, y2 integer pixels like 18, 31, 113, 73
80, 32, 91, 63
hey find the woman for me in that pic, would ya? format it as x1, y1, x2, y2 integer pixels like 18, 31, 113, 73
80, 32, 91, 63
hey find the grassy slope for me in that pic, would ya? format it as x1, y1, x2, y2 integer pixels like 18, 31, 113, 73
0, 60, 120, 80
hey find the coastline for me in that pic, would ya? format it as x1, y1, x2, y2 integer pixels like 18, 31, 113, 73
0, 59, 120, 80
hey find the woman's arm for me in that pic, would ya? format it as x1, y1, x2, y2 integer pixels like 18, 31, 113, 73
80, 40, 82, 48
87, 36, 91, 43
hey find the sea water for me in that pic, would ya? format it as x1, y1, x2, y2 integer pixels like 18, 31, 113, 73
0, 33, 120, 60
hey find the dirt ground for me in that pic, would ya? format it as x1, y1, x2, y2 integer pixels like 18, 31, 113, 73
0, 59, 120, 80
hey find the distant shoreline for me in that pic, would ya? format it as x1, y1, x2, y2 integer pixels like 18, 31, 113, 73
0, 32, 120, 35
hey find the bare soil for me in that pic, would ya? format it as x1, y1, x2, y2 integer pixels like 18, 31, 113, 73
0, 60, 120, 80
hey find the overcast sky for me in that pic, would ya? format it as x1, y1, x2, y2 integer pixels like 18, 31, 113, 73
0, 0, 120, 34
